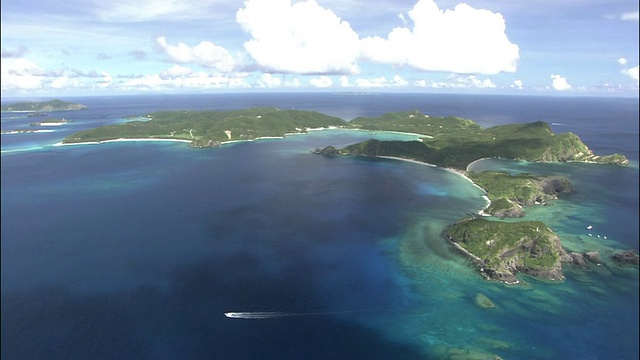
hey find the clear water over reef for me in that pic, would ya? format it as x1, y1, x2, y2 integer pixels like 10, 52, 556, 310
2, 93, 638, 359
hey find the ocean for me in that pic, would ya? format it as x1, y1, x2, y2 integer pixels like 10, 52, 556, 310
1, 93, 638, 359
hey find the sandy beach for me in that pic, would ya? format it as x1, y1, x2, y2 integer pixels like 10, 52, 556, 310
54, 138, 193, 146
466, 157, 492, 171
382, 130, 432, 138
377, 155, 491, 215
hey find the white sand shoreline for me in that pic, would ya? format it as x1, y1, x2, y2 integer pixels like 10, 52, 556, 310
466, 157, 493, 171
54, 138, 193, 146
373, 130, 432, 138
378, 156, 437, 167
53, 127, 428, 148
375, 155, 491, 215
51, 129, 493, 215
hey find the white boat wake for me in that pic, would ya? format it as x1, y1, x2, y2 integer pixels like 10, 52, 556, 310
224, 310, 373, 319
224, 312, 294, 319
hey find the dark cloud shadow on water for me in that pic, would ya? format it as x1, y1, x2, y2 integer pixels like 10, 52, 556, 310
2, 251, 426, 359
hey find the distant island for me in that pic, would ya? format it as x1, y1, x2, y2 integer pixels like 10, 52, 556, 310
62, 107, 345, 147
30, 118, 73, 126
330, 110, 628, 168
1, 99, 87, 112
61, 107, 635, 283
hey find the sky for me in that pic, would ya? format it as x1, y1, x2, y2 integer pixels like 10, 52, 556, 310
1, 0, 638, 97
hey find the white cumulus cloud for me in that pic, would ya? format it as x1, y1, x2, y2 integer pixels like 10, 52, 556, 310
237, 0, 361, 75
160, 65, 194, 79
621, 11, 639, 21
121, 72, 248, 91
309, 75, 333, 87
431, 75, 496, 88
622, 65, 639, 85
550, 74, 572, 91
359, 0, 519, 74
98, 72, 112, 88
511, 79, 523, 89
355, 76, 388, 88
350, 75, 410, 88
618, 57, 627, 65
235, 0, 518, 76
340, 76, 350, 87
155, 36, 236, 72
259, 73, 282, 87
50, 77, 69, 89
284, 77, 302, 87
392, 75, 409, 87
0, 57, 45, 90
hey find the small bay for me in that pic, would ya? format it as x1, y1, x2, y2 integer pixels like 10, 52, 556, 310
2, 93, 638, 359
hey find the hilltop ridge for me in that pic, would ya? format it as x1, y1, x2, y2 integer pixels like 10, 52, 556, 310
1, 99, 87, 112
338, 114, 627, 169
62, 107, 346, 146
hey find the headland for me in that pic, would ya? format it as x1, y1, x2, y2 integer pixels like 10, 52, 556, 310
60, 107, 634, 283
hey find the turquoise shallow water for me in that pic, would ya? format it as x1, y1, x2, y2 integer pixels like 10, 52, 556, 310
1, 94, 638, 359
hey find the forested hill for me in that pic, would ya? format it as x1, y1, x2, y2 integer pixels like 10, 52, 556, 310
338, 119, 628, 169
1, 99, 87, 112
62, 107, 628, 168
350, 109, 482, 136
63, 107, 348, 147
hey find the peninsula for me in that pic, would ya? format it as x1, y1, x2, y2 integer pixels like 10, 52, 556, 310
1, 99, 87, 112
313, 110, 630, 283
337, 110, 628, 168
467, 171, 574, 218
61, 108, 631, 283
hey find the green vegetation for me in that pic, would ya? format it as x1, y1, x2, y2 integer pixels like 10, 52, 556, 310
446, 218, 566, 282
1, 99, 87, 112
485, 198, 519, 217
340, 139, 433, 161
59, 107, 625, 284
340, 114, 628, 169
315, 110, 626, 283
63, 107, 347, 146
328, 110, 624, 283
468, 171, 573, 217
63, 108, 628, 168
350, 110, 482, 136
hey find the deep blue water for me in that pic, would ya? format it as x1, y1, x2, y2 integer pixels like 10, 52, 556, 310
1, 93, 638, 359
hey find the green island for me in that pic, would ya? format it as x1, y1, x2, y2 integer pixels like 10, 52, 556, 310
1, 99, 87, 112
339, 110, 628, 168
62, 107, 345, 146
30, 118, 73, 126
444, 218, 566, 284
314, 110, 633, 282
61, 107, 636, 283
